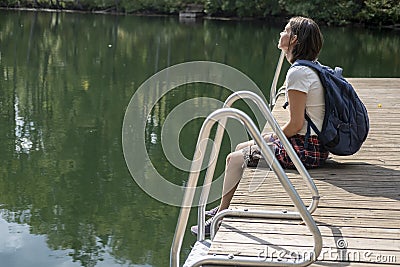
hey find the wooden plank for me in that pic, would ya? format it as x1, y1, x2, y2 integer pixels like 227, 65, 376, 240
218, 218, 400, 239
225, 205, 400, 221
213, 231, 399, 252
231, 198, 400, 212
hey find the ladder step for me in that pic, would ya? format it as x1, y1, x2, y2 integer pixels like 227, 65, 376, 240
183, 240, 211, 267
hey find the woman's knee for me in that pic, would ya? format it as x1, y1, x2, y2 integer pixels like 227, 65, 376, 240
234, 143, 244, 151
226, 151, 245, 166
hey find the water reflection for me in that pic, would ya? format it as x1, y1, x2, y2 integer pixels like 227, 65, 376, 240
0, 214, 140, 267
0, 10, 399, 267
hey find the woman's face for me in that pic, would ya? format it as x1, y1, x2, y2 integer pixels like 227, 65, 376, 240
278, 23, 292, 53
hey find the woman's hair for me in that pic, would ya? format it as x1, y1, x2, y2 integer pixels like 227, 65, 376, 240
288, 17, 323, 63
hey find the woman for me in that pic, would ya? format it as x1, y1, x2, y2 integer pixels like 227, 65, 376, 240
191, 16, 329, 236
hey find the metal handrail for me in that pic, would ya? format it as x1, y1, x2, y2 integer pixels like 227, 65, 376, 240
170, 107, 322, 267
195, 90, 320, 241
204, 91, 321, 239
229, 91, 319, 209
269, 50, 285, 110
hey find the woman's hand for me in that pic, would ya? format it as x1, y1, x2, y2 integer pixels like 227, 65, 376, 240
262, 132, 276, 142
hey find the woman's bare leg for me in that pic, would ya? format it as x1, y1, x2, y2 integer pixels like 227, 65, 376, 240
218, 150, 246, 211
215, 134, 274, 213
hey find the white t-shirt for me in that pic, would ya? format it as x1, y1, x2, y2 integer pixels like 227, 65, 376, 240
285, 65, 325, 135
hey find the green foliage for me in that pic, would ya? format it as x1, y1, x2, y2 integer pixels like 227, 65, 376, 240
277, 0, 399, 26
0, 0, 399, 27
204, 0, 281, 17
278, 0, 359, 25
0, 0, 190, 13
358, 0, 400, 25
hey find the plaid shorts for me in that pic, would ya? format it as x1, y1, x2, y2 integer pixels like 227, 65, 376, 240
243, 134, 329, 169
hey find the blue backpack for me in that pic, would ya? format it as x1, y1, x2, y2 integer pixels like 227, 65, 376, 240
291, 60, 369, 156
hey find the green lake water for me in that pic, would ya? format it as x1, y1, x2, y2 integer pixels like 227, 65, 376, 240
0, 10, 399, 267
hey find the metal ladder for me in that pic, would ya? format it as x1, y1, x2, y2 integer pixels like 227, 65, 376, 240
171, 51, 323, 267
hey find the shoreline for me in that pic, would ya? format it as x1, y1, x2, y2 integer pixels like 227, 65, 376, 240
1, 6, 399, 30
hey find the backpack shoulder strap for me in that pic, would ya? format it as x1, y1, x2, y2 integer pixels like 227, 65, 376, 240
293, 60, 326, 143
305, 113, 321, 136
294, 60, 344, 79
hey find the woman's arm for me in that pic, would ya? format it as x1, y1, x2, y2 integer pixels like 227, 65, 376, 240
282, 89, 307, 138
235, 89, 306, 150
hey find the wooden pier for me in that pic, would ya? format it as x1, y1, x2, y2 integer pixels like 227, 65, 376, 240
207, 78, 400, 266
179, 4, 204, 19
